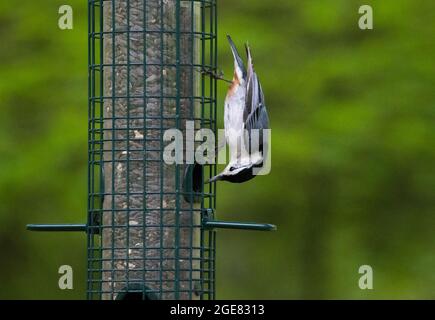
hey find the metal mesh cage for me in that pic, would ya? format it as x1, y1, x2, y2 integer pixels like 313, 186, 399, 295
87, 0, 217, 300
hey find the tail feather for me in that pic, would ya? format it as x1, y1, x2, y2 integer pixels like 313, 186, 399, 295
227, 34, 246, 78
245, 42, 254, 77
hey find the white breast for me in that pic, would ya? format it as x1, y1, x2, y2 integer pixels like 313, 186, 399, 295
224, 84, 248, 165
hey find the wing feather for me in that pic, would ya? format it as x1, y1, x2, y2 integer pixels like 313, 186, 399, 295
243, 45, 269, 132
243, 45, 269, 158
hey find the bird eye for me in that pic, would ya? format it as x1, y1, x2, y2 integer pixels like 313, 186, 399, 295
229, 166, 236, 172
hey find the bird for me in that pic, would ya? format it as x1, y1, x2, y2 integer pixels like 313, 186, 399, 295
209, 35, 270, 183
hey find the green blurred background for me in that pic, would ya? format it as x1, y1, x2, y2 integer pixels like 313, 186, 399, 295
0, 0, 434, 299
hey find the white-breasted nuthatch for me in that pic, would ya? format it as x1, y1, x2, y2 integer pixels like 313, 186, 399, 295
209, 35, 270, 183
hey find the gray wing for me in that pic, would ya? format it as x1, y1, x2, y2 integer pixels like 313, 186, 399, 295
244, 72, 269, 132
243, 44, 269, 132
243, 44, 269, 161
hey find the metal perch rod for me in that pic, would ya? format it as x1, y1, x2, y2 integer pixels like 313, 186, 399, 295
26, 224, 87, 232
27, 220, 276, 232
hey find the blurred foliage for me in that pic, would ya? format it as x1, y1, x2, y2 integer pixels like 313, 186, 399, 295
0, 0, 434, 299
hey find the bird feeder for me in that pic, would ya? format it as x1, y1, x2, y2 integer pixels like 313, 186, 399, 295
27, 0, 276, 300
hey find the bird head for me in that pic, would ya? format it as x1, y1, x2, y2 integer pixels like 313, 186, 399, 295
208, 164, 257, 183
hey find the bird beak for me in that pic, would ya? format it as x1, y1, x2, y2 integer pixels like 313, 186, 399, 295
227, 35, 246, 79
207, 174, 222, 183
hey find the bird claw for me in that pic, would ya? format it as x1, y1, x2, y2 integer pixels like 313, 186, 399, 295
199, 68, 232, 83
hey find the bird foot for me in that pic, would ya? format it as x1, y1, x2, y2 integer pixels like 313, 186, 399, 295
199, 68, 232, 83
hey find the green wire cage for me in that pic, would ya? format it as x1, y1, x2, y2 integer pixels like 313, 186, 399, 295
27, 0, 275, 300
87, 0, 217, 300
